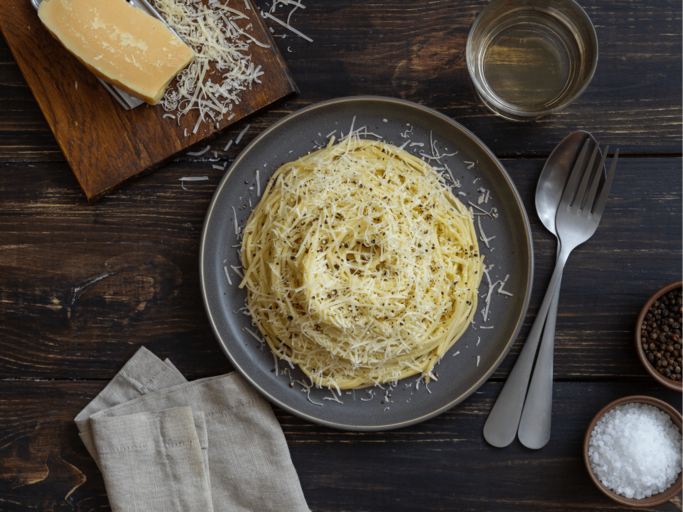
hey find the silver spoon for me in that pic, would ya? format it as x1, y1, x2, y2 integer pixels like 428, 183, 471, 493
483, 131, 601, 448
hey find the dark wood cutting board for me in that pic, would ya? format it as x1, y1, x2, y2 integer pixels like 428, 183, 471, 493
0, 0, 297, 202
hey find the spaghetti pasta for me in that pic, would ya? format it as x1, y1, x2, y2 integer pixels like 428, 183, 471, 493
239, 135, 483, 390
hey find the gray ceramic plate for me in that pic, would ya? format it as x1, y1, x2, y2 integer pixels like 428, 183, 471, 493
200, 96, 533, 431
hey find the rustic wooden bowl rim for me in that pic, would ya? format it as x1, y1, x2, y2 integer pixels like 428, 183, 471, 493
635, 280, 683, 392
583, 395, 683, 508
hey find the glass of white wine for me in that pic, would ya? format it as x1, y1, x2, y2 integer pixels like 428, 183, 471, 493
466, 0, 598, 121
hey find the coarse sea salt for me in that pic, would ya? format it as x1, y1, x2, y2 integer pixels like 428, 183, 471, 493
588, 403, 682, 499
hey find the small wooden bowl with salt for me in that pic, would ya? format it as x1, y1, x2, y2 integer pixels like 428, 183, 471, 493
583, 396, 682, 507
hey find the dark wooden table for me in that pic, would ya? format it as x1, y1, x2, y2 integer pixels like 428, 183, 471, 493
1, 1, 681, 510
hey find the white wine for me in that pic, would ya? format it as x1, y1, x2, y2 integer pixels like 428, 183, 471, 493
467, 0, 597, 121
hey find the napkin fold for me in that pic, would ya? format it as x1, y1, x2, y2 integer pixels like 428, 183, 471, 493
76, 347, 310, 512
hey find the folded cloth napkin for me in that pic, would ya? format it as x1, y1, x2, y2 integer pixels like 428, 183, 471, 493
75, 347, 310, 512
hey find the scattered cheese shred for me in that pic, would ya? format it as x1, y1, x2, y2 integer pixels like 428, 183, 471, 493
468, 201, 497, 218
231, 205, 240, 235
297, 379, 323, 406
235, 124, 250, 144
498, 274, 513, 296
262, 11, 313, 42
187, 145, 210, 156
477, 216, 496, 249
223, 265, 233, 285
360, 390, 374, 401
323, 390, 344, 404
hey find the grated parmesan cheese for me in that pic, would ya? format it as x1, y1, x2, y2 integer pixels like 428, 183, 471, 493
239, 132, 484, 390
477, 216, 495, 249
297, 378, 323, 406
155, 0, 265, 127
498, 274, 513, 296
187, 145, 210, 156
231, 205, 240, 234
235, 124, 250, 144
262, 11, 312, 42
323, 389, 344, 404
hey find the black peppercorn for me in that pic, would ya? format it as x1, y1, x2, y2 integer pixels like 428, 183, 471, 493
642, 287, 683, 381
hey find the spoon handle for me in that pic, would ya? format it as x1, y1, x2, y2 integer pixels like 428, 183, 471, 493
482, 248, 569, 448
517, 272, 561, 449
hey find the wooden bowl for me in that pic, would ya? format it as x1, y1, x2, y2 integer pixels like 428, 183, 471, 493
635, 281, 682, 392
583, 395, 683, 508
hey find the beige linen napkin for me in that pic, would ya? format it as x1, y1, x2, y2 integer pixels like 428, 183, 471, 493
76, 347, 310, 512
93, 407, 214, 512
75, 346, 187, 465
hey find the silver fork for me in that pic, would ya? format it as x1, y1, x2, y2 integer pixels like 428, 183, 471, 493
483, 140, 619, 448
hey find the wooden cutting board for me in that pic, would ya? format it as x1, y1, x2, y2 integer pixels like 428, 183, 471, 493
0, 0, 297, 202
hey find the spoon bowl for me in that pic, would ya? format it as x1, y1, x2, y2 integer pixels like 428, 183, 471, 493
536, 131, 601, 235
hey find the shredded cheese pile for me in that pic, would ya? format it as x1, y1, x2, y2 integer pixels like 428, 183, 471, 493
153, 0, 266, 132
239, 135, 484, 390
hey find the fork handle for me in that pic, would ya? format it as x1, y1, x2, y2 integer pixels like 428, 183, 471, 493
517, 269, 561, 449
483, 247, 570, 448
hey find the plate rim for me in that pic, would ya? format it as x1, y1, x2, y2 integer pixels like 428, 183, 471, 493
200, 95, 534, 431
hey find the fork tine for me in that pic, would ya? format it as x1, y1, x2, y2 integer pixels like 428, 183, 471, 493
591, 149, 619, 219
574, 144, 601, 209
584, 145, 610, 213
559, 138, 592, 209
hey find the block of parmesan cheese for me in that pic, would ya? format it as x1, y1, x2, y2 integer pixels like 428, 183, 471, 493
38, 0, 194, 105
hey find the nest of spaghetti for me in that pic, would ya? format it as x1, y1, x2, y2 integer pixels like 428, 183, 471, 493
239, 136, 483, 391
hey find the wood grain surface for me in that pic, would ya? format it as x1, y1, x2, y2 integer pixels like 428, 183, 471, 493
0, 0, 681, 510
0, 0, 297, 201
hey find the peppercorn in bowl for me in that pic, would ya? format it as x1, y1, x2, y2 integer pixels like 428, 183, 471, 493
635, 281, 682, 392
